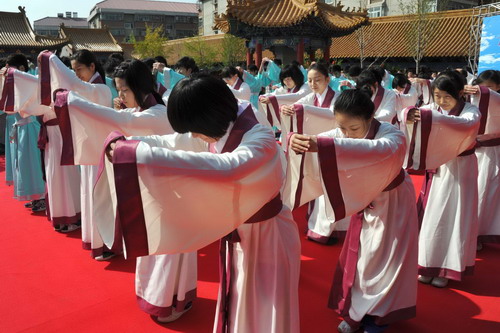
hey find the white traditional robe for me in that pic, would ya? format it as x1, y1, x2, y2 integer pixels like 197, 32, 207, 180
94, 103, 301, 333
285, 120, 417, 326
52, 89, 172, 257
400, 102, 481, 280
258, 83, 311, 130
394, 84, 419, 118
38, 51, 112, 251
2, 66, 82, 225
372, 86, 397, 123
52, 87, 200, 312
228, 77, 251, 102
288, 87, 350, 243
471, 87, 500, 243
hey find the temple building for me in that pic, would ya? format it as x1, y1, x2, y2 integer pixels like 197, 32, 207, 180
59, 25, 123, 60
213, 0, 368, 65
0, 7, 68, 59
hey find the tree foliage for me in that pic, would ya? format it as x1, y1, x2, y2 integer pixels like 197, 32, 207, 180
182, 35, 218, 67
220, 34, 247, 66
133, 25, 169, 59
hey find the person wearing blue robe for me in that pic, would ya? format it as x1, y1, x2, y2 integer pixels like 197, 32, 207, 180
9, 113, 45, 201
156, 68, 185, 90
1, 54, 45, 210
241, 65, 264, 108
3, 112, 15, 186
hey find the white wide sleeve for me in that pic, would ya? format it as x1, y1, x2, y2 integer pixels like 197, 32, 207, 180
230, 82, 251, 102
57, 91, 174, 165
94, 125, 284, 256
375, 90, 397, 123
40, 53, 112, 107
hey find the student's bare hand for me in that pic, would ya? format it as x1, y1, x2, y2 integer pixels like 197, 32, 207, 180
406, 108, 421, 123
464, 85, 480, 96
106, 142, 117, 162
0, 67, 7, 77
281, 104, 295, 116
153, 62, 165, 73
259, 96, 271, 104
339, 80, 352, 88
113, 97, 122, 110
290, 134, 318, 153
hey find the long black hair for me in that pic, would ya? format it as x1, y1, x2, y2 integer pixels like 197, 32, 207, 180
167, 73, 238, 139
474, 70, 500, 87
113, 60, 164, 108
356, 69, 378, 97
221, 66, 243, 81
70, 49, 105, 80
308, 63, 329, 78
6, 53, 28, 72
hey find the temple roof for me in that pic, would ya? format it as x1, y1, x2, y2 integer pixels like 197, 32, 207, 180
215, 0, 368, 35
60, 26, 122, 53
329, 8, 474, 59
0, 7, 69, 49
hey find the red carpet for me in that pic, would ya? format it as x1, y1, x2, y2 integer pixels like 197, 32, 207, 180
1, 156, 499, 332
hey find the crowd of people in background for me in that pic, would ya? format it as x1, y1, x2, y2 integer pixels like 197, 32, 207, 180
1, 49, 499, 333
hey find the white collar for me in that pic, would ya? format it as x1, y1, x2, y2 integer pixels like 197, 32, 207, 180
371, 87, 379, 101
89, 72, 101, 83
315, 88, 329, 106
231, 78, 240, 89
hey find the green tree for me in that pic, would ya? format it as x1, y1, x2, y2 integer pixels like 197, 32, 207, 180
182, 35, 218, 67
220, 34, 247, 66
133, 25, 169, 59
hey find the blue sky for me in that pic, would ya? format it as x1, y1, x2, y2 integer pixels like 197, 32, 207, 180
0, 0, 197, 25
478, 15, 500, 73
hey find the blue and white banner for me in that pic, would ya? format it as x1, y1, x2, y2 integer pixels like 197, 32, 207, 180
478, 15, 500, 73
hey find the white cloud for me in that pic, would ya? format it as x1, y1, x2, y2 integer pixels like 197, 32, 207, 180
480, 23, 497, 52
479, 53, 500, 64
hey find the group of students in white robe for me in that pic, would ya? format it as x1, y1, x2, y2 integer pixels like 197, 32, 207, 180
1, 49, 500, 333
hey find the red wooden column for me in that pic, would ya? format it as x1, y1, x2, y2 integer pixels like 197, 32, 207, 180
246, 48, 253, 67
324, 45, 331, 62
296, 38, 304, 65
309, 50, 316, 63
255, 43, 263, 66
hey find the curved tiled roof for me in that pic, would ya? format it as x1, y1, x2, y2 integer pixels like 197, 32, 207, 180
215, 0, 367, 33
330, 9, 474, 58
60, 26, 122, 53
0, 9, 69, 48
